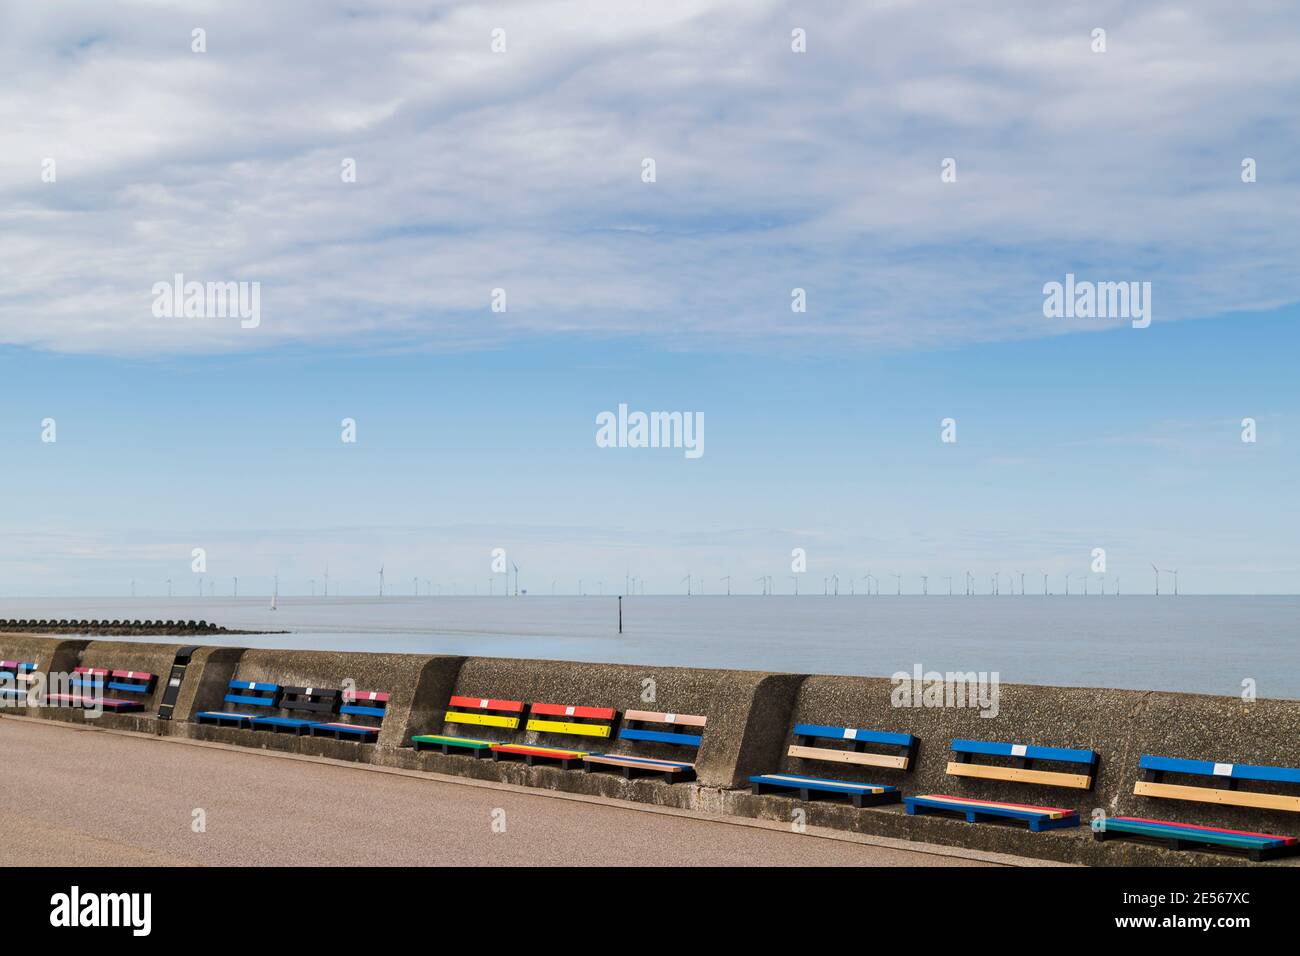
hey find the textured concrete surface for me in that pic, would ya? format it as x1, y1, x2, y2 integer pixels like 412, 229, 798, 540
0, 718, 1011, 867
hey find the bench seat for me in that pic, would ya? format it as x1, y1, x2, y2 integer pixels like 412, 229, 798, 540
45, 692, 143, 712
412, 734, 496, 756
1096, 816, 1299, 860
195, 710, 259, 728
905, 794, 1079, 831
583, 753, 696, 781
311, 722, 380, 740
491, 743, 588, 769
750, 773, 901, 808
249, 715, 319, 734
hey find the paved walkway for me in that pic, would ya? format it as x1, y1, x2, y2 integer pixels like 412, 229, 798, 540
0, 717, 1027, 866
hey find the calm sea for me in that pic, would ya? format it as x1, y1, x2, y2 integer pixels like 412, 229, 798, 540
1, 595, 1295, 699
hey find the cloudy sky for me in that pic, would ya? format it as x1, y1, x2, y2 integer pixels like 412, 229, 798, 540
0, 1, 1297, 595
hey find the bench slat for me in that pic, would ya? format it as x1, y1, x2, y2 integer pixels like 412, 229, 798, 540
618, 728, 701, 747
794, 724, 913, 747
529, 703, 616, 720
946, 761, 1093, 790
445, 711, 520, 730
448, 696, 524, 713
623, 710, 707, 727
953, 739, 1095, 765
787, 744, 909, 770
1134, 780, 1300, 813
1139, 755, 1300, 785
526, 718, 612, 738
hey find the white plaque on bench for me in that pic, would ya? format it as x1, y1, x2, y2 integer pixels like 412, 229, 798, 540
1213, 762, 1234, 777
1011, 744, 1028, 757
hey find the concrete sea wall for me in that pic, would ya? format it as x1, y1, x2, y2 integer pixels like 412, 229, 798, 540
2, 634, 1296, 866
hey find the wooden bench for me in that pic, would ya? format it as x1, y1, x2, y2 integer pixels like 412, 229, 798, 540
412, 696, 526, 756
904, 795, 1079, 831
583, 710, 705, 781
196, 681, 281, 728
0, 660, 35, 703
491, 702, 616, 769
1092, 755, 1300, 860
902, 738, 1094, 831
311, 690, 389, 741
249, 686, 340, 735
749, 724, 914, 807
46, 667, 156, 712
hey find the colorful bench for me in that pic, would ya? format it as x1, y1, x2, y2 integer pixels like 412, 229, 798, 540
196, 681, 281, 728
903, 739, 1094, 831
584, 710, 706, 781
411, 696, 526, 756
45, 666, 156, 712
749, 724, 914, 807
0, 660, 35, 702
491, 702, 617, 769
311, 690, 389, 741
249, 686, 340, 735
1093, 755, 1300, 860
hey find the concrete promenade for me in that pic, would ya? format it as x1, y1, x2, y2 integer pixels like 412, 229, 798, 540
0, 717, 1037, 867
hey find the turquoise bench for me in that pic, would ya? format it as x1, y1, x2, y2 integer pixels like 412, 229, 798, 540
1094, 755, 1300, 860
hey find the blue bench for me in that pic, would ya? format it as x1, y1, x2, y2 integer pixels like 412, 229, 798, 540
902, 738, 1095, 831
196, 681, 281, 728
1093, 755, 1300, 860
749, 724, 914, 808
583, 709, 705, 781
310, 689, 389, 742
250, 685, 340, 735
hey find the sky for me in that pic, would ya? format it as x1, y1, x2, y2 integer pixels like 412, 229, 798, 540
0, 1, 1297, 595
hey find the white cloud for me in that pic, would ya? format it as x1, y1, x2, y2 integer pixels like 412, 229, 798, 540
2, 1, 1298, 356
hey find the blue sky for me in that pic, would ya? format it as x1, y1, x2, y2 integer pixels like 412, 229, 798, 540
0, 2, 1297, 594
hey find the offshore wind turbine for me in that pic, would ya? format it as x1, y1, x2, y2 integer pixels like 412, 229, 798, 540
754, 576, 767, 595
945, 575, 952, 596
1151, 563, 1161, 596
722, 575, 732, 596
891, 573, 901, 596
790, 575, 799, 596
920, 575, 928, 596
1041, 570, 1048, 595
1167, 568, 1179, 596
378, 565, 385, 597
682, 574, 691, 596
1018, 571, 1026, 595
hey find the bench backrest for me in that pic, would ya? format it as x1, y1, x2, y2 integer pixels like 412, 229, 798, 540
223, 680, 281, 711
947, 738, 1098, 790
525, 702, 617, 740
1136, 755, 1300, 813
281, 686, 341, 716
789, 723, 917, 770
619, 710, 706, 748
445, 695, 525, 731
69, 666, 156, 703
340, 690, 389, 726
